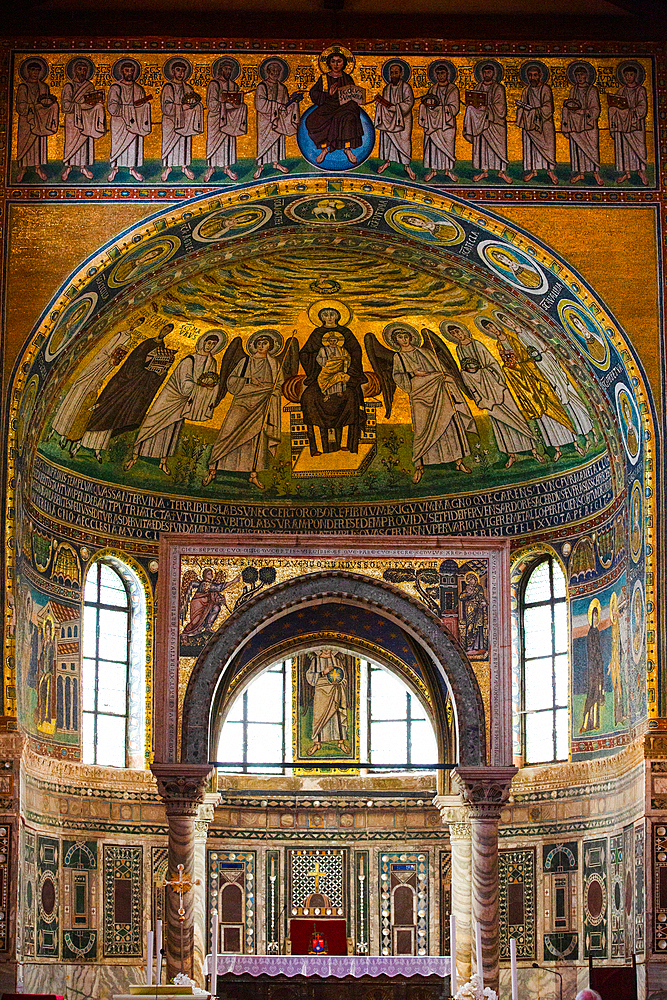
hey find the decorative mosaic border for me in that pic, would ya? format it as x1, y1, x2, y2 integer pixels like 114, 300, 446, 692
102, 844, 143, 957
499, 847, 536, 960
379, 851, 428, 956
208, 849, 256, 955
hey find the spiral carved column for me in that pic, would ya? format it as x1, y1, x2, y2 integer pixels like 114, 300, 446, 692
433, 796, 472, 988
453, 766, 517, 997
152, 763, 213, 985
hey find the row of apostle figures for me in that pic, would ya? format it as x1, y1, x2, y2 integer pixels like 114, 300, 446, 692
16, 52, 649, 185
49, 307, 596, 490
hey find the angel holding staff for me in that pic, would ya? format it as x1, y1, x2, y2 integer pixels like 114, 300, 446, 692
202, 329, 299, 490
365, 322, 476, 484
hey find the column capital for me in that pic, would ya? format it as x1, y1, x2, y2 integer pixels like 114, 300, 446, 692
432, 794, 469, 830
151, 762, 214, 817
452, 765, 518, 820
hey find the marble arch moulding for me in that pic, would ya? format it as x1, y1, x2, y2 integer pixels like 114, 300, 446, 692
155, 534, 511, 770
5, 176, 656, 724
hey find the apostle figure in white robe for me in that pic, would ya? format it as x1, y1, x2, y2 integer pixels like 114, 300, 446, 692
16, 59, 59, 183
107, 60, 152, 182
375, 61, 416, 180
463, 62, 512, 184
61, 58, 105, 181
253, 60, 299, 179
442, 323, 541, 468
419, 62, 460, 182
204, 58, 247, 183
391, 326, 474, 483
203, 331, 282, 491
365, 324, 475, 485
125, 331, 222, 476
160, 59, 203, 182
562, 63, 603, 185
50, 324, 135, 453
609, 64, 648, 186
516, 63, 558, 184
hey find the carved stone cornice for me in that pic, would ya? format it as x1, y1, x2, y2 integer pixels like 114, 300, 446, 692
151, 763, 214, 817
453, 766, 518, 820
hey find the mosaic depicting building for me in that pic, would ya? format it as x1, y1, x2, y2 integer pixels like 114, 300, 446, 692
0, 0, 666, 998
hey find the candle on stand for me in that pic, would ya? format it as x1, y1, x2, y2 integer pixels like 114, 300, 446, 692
211, 911, 219, 996
146, 929, 154, 986
475, 921, 484, 990
509, 938, 518, 1000
156, 919, 163, 985
449, 914, 457, 995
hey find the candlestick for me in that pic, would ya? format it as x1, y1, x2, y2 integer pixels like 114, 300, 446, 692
156, 919, 163, 985
510, 937, 518, 1000
211, 911, 219, 996
449, 914, 457, 995
146, 929, 154, 986
475, 921, 484, 990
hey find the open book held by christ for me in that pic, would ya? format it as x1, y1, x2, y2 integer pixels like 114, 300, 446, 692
465, 90, 488, 109
337, 85, 365, 105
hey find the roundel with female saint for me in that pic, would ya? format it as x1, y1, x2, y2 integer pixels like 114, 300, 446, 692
385, 205, 465, 245
558, 299, 610, 370
477, 241, 548, 295
45, 292, 98, 362
615, 384, 641, 465
107, 236, 180, 288
192, 204, 272, 243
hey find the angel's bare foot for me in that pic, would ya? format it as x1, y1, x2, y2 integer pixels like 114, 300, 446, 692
249, 471, 265, 490
473, 170, 488, 182
36, 167, 47, 180
378, 160, 390, 174
182, 166, 195, 180
505, 454, 516, 469
123, 455, 138, 472
81, 167, 93, 179
456, 460, 471, 473
498, 170, 513, 184
424, 169, 436, 182
61, 165, 72, 181
203, 166, 214, 182
552, 447, 561, 462
273, 161, 288, 173
405, 164, 416, 180
108, 167, 118, 182
532, 448, 546, 463
225, 166, 237, 180
570, 172, 584, 183
412, 466, 424, 484
253, 164, 263, 179
159, 461, 171, 476
201, 468, 216, 487
130, 168, 144, 181
307, 741, 321, 755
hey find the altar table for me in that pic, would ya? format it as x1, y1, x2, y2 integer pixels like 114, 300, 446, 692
204, 956, 451, 978
205, 955, 452, 1000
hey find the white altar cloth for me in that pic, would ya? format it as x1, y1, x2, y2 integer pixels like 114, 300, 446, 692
204, 955, 450, 978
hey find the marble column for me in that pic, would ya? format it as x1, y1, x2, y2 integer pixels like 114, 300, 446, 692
453, 766, 517, 997
433, 796, 472, 988
193, 798, 218, 985
152, 763, 213, 985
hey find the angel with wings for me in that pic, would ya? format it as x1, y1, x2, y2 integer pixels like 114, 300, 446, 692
365, 322, 476, 484
180, 567, 241, 637
202, 329, 300, 490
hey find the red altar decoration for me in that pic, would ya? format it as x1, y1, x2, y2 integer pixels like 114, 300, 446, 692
290, 919, 347, 955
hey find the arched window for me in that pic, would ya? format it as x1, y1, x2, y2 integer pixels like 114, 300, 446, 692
520, 556, 568, 764
217, 654, 437, 774
82, 559, 146, 768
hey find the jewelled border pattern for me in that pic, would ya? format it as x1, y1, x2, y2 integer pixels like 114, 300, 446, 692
208, 849, 256, 955
499, 847, 536, 960
102, 844, 143, 957
379, 851, 428, 957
